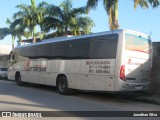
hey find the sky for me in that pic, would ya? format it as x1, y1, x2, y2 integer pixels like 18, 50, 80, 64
0, 0, 160, 46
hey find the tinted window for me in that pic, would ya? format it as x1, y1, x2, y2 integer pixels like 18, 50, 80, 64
39, 44, 52, 58
89, 34, 118, 59
30, 46, 40, 58
51, 43, 70, 59
68, 38, 90, 59
20, 47, 30, 57
19, 34, 118, 60
20, 46, 40, 58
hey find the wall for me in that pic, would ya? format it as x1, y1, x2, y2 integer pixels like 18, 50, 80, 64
152, 42, 160, 95
0, 44, 12, 68
0, 55, 9, 68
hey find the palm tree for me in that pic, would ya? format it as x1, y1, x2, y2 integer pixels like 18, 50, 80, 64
6, 18, 20, 49
86, 0, 160, 30
41, 0, 95, 36
6, 16, 37, 47
0, 27, 10, 40
13, 0, 47, 43
69, 16, 95, 35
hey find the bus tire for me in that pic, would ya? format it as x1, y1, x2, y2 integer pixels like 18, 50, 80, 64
15, 73, 23, 86
57, 77, 70, 95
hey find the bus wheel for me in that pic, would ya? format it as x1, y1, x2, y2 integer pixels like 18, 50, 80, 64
57, 77, 70, 95
16, 73, 23, 86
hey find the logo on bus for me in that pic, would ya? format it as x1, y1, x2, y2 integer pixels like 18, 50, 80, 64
24, 60, 30, 70
127, 59, 142, 66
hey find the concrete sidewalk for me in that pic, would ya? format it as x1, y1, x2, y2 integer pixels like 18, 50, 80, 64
115, 92, 160, 105
135, 95, 160, 105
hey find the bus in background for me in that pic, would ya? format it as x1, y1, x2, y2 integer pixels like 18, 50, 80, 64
0, 45, 12, 79
7, 29, 152, 95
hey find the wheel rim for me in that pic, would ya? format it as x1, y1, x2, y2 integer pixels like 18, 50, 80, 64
59, 80, 66, 92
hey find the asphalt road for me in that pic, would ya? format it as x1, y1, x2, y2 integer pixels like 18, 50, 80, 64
0, 80, 160, 120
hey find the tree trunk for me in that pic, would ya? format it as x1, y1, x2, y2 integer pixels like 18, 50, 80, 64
65, 28, 68, 36
31, 0, 37, 43
12, 35, 15, 49
114, 0, 119, 30
33, 37, 36, 43
17, 36, 22, 46
32, 26, 36, 43
109, 7, 113, 30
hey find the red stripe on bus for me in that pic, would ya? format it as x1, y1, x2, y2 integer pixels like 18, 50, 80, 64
128, 49, 149, 54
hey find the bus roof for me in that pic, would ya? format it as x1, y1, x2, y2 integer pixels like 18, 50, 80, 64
15, 29, 149, 48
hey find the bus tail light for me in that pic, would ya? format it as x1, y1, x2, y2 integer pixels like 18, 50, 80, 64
120, 65, 126, 81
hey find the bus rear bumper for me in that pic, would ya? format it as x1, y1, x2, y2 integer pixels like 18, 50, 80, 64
117, 82, 151, 92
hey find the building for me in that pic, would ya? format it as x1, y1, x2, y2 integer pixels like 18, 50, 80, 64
0, 44, 12, 68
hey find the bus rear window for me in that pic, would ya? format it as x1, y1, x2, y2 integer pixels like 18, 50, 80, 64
125, 33, 151, 53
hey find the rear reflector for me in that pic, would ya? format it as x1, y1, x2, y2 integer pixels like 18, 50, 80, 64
120, 65, 126, 81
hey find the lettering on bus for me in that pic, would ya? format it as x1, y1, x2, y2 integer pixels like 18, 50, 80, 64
86, 60, 111, 74
24, 61, 46, 72
25, 66, 46, 72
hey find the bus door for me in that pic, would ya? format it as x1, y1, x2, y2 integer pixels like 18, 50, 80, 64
124, 33, 151, 85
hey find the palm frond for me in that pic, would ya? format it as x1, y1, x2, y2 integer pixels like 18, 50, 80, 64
6, 18, 12, 25
60, 0, 72, 13
41, 17, 62, 32
71, 6, 87, 16
134, 0, 149, 9
16, 4, 30, 12
0, 27, 10, 39
86, 0, 99, 12
38, 1, 49, 8
46, 4, 62, 17
10, 18, 23, 30
148, 0, 160, 8
134, 0, 160, 9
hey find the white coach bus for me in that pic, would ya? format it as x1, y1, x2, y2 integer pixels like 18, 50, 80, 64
8, 29, 152, 95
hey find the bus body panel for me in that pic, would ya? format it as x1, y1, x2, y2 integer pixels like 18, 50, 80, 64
78, 59, 115, 91
125, 57, 151, 83
114, 31, 125, 91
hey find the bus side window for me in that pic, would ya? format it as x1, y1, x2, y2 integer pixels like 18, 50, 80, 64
68, 39, 90, 59
39, 44, 52, 59
51, 43, 70, 59
89, 34, 118, 59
